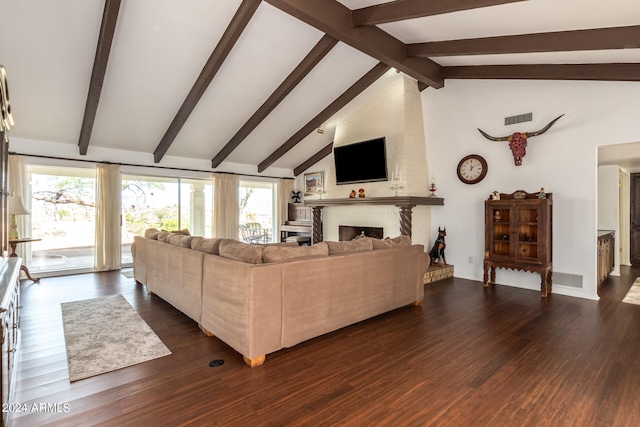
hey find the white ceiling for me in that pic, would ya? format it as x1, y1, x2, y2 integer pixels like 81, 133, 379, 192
1, 0, 639, 175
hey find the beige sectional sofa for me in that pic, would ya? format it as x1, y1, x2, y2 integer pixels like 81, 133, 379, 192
133, 230, 428, 367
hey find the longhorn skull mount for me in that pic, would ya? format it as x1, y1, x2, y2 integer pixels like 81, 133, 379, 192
478, 115, 564, 166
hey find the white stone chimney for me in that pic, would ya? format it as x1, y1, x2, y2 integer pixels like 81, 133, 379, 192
321, 75, 432, 246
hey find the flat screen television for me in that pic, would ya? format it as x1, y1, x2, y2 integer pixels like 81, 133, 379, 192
334, 137, 388, 185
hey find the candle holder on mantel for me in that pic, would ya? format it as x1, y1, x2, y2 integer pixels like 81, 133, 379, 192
390, 172, 404, 196
428, 176, 438, 197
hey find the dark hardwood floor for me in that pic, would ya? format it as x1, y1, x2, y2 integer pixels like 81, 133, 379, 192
10, 266, 640, 426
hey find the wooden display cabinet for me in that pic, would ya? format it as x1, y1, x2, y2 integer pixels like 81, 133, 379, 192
484, 190, 553, 297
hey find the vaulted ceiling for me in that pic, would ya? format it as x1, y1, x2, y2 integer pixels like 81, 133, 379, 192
2, 0, 639, 176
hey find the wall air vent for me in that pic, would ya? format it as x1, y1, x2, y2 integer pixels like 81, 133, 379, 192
552, 272, 583, 288
505, 113, 532, 126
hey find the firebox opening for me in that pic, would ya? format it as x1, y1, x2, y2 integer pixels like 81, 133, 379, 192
339, 225, 383, 241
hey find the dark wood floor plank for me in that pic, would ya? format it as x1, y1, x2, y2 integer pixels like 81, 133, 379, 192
9, 266, 640, 426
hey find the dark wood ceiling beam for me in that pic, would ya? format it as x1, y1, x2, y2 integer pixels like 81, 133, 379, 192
211, 34, 338, 169
352, 0, 528, 26
444, 63, 640, 82
408, 25, 640, 57
153, 0, 261, 163
258, 62, 390, 173
78, 0, 121, 155
265, 0, 443, 89
294, 142, 333, 176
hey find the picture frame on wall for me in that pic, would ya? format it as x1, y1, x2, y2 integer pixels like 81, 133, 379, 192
304, 171, 324, 196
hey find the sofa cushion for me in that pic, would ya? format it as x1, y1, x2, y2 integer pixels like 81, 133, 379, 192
157, 231, 173, 242
144, 228, 161, 240
263, 242, 329, 263
169, 234, 194, 248
190, 237, 223, 254
326, 237, 373, 255
219, 239, 264, 264
372, 235, 412, 249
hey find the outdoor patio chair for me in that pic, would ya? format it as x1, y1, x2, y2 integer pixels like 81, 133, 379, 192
239, 224, 263, 244
245, 222, 271, 243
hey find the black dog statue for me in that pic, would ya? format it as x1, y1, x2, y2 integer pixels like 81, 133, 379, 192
429, 227, 447, 266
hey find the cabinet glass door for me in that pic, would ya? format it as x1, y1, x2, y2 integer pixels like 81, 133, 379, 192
515, 205, 540, 261
490, 206, 512, 258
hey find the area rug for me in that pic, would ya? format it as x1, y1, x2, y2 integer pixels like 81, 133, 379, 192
61, 294, 171, 382
120, 268, 134, 278
622, 278, 640, 305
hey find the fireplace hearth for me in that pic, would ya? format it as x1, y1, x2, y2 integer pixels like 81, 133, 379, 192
339, 225, 383, 241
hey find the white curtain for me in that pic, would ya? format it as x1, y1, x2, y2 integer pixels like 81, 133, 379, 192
213, 173, 239, 239
279, 178, 294, 225
8, 154, 29, 260
95, 163, 121, 271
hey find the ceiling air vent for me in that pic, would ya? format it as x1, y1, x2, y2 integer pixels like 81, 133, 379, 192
505, 113, 532, 126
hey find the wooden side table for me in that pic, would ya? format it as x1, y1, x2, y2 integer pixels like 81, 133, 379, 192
8, 237, 41, 283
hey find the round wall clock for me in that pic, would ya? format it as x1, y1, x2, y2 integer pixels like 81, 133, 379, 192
457, 154, 488, 184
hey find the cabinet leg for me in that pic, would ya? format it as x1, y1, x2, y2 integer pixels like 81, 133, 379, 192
490, 267, 496, 283
483, 265, 489, 286
546, 269, 553, 295
540, 269, 553, 297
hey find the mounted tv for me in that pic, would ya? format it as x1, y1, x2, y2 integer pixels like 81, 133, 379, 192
334, 137, 388, 185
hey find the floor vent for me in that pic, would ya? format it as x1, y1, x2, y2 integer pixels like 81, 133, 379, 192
552, 272, 583, 288
505, 112, 532, 126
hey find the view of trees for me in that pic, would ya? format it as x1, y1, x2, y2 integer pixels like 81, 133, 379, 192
121, 179, 181, 239
32, 176, 95, 219
31, 175, 96, 245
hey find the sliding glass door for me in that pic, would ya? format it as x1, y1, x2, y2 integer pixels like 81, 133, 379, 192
121, 174, 213, 265
23, 165, 271, 271
239, 180, 275, 243
26, 165, 97, 274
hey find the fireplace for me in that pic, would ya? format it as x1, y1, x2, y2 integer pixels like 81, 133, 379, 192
339, 225, 383, 241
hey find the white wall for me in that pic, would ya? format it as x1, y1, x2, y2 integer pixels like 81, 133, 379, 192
422, 79, 640, 300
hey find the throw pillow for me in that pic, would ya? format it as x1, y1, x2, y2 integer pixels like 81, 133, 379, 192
144, 228, 161, 240
162, 228, 190, 236
190, 237, 223, 254
219, 239, 264, 264
262, 242, 329, 263
372, 235, 412, 249
326, 237, 373, 255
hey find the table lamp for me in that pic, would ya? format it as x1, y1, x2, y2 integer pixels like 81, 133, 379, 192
8, 195, 30, 240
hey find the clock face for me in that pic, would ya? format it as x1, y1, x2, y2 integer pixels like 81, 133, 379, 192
457, 155, 488, 184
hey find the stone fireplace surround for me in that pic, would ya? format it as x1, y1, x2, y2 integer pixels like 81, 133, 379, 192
304, 196, 443, 244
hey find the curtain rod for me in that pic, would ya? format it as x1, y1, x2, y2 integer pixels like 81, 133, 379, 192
8, 151, 294, 180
